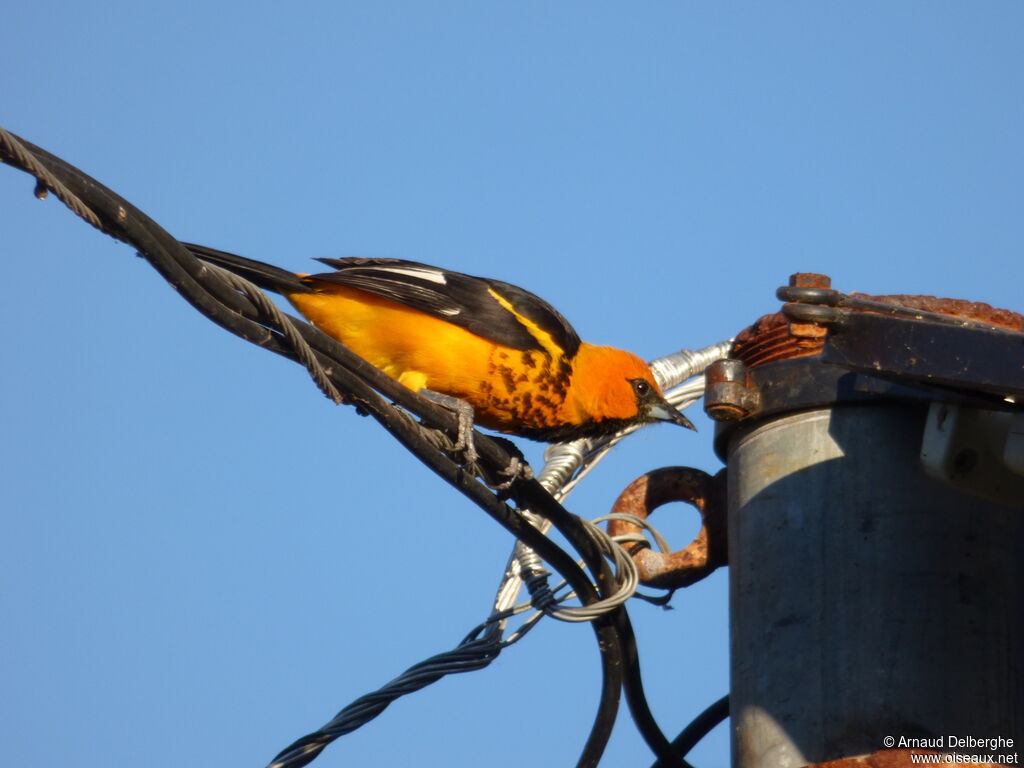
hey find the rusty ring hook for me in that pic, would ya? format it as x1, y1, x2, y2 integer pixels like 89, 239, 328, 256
606, 466, 727, 590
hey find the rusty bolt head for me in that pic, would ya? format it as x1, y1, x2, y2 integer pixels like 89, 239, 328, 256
790, 272, 832, 289
704, 359, 761, 421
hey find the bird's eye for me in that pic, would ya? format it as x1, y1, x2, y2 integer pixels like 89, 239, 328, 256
631, 379, 651, 397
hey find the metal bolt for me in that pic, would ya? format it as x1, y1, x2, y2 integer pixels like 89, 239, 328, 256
705, 358, 761, 421
789, 272, 832, 289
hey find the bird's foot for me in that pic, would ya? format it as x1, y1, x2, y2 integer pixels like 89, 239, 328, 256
419, 389, 479, 466
480, 435, 533, 491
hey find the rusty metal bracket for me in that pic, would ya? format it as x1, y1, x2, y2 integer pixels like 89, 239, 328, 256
606, 467, 727, 590
708, 273, 1024, 436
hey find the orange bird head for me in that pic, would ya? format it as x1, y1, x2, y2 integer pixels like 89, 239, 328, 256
564, 343, 696, 438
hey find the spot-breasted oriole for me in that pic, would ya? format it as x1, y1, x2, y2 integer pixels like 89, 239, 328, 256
186, 244, 695, 442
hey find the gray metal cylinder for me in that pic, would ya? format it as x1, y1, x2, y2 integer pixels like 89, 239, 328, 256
727, 403, 1023, 767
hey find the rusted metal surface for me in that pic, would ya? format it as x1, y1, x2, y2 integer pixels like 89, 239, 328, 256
805, 749, 1010, 768
705, 359, 761, 421
790, 272, 833, 290
787, 273, 834, 344
850, 293, 1024, 332
606, 466, 727, 590
730, 273, 833, 367
731, 272, 1024, 369
730, 311, 820, 367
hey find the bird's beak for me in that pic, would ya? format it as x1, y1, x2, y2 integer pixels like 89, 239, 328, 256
648, 395, 697, 431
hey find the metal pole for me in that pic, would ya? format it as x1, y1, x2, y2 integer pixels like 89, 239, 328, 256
726, 402, 1023, 767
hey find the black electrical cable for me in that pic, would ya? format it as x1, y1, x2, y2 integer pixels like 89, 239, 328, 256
651, 695, 729, 768
509, 483, 688, 768
615, 608, 695, 768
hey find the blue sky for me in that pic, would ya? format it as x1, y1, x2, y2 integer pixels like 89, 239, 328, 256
2, 4, 1021, 767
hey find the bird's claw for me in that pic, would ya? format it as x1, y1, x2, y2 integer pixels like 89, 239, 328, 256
420, 389, 479, 467
418, 391, 534, 489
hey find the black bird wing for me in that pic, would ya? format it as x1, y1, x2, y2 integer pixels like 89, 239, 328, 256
310, 257, 582, 356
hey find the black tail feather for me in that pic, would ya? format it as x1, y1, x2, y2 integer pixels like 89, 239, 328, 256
183, 243, 310, 294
